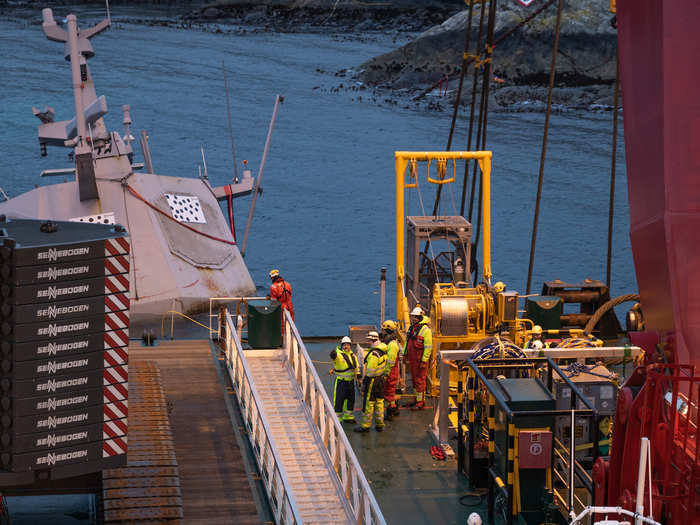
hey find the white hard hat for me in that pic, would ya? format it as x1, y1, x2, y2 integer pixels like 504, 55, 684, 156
341, 336, 351, 344
368, 331, 379, 340
410, 306, 423, 316
467, 512, 482, 525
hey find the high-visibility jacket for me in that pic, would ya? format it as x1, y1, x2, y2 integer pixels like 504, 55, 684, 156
524, 338, 549, 350
330, 346, 358, 380
270, 278, 293, 312
384, 338, 400, 375
403, 316, 433, 363
364, 343, 387, 378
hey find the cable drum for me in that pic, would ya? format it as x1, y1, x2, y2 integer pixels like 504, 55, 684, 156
439, 296, 470, 336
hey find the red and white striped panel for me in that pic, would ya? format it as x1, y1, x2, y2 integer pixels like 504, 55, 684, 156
104, 347, 127, 368
105, 292, 129, 313
105, 311, 129, 332
104, 382, 127, 402
104, 254, 129, 276
103, 417, 127, 438
104, 329, 129, 350
104, 274, 129, 295
103, 400, 128, 421
104, 237, 130, 258
104, 365, 128, 386
103, 417, 127, 456
103, 437, 127, 457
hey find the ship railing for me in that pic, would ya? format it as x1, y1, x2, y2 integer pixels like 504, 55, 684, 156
282, 310, 387, 525
220, 310, 302, 525
209, 296, 268, 339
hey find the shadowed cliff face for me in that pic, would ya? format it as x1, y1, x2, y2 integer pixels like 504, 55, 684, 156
356, 0, 617, 90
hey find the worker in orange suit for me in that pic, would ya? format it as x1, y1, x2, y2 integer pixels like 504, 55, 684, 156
403, 306, 432, 410
267, 269, 294, 332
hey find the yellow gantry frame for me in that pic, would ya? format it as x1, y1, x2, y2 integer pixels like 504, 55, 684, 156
394, 151, 493, 327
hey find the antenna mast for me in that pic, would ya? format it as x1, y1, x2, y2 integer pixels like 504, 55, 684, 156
222, 61, 239, 181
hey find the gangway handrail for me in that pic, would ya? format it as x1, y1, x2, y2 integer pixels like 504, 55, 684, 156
282, 310, 387, 525
220, 311, 303, 525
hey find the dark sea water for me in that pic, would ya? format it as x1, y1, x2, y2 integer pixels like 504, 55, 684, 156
0, 6, 634, 522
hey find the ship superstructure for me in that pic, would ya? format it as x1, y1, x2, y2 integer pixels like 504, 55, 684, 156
0, 8, 257, 329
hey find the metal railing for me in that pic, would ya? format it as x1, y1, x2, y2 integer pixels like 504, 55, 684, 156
282, 310, 387, 525
209, 296, 268, 338
220, 312, 302, 525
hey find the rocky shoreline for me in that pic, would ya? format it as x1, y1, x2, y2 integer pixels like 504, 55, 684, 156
3, 0, 620, 112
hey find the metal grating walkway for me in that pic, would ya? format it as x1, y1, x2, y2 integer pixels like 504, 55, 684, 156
245, 351, 353, 524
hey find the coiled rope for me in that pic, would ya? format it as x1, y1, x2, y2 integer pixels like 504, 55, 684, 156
472, 336, 526, 360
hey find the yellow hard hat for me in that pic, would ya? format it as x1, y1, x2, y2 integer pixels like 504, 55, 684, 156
493, 281, 505, 293
532, 325, 543, 335
269, 269, 280, 278
382, 320, 397, 332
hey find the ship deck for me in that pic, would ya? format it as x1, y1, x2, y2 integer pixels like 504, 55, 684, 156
127, 340, 264, 524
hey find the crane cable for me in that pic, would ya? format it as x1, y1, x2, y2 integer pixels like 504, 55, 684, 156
414, 0, 558, 104
470, 0, 497, 252
525, 0, 565, 295
606, 52, 621, 287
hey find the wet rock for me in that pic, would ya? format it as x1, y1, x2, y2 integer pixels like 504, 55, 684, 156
354, 0, 617, 110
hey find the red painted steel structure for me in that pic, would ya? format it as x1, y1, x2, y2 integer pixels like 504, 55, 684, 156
602, 1, 700, 522
617, 0, 700, 367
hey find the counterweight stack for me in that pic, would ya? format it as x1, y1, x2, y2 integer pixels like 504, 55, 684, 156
0, 218, 129, 485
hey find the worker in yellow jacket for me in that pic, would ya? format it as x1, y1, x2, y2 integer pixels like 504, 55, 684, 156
355, 331, 387, 432
381, 320, 401, 421
330, 336, 359, 423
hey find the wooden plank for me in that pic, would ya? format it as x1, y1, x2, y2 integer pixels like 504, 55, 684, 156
129, 341, 260, 524
104, 506, 184, 521
104, 496, 183, 510
102, 477, 180, 490
104, 486, 182, 499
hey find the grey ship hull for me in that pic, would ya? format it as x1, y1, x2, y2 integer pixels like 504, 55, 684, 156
0, 171, 255, 329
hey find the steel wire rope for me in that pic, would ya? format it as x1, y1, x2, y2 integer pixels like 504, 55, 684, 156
460, 2, 486, 218
470, 0, 497, 255
415, 173, 441, 285
525, 0, 565, 295
414, 0, 558, 104
606, 52, 621, 288
431, 0, 477, 216
583, 293, 639, 335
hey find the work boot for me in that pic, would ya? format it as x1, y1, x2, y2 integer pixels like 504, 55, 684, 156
410, 401, 425, 411
391, 405, 400, 417
343, 417, 357, 424
354, 426, 369, 433
385, 408, 393, 421
375, 425, 384, 432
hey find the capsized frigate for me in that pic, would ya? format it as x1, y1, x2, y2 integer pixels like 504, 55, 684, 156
0, 9, 262, 330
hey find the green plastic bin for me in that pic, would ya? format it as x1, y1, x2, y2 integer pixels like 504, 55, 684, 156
247, 300, 282, 348
525, 296, 562, 330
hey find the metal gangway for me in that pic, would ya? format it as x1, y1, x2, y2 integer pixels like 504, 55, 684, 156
217, 308, 386, 525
